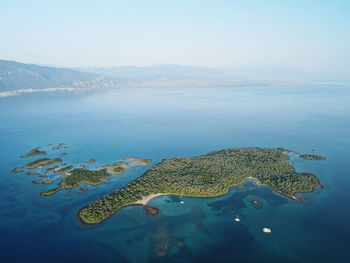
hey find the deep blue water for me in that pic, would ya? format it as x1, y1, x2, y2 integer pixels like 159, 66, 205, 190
0, 86, 350, 263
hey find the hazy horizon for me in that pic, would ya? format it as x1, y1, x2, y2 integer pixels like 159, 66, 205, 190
1, 0, 350, 80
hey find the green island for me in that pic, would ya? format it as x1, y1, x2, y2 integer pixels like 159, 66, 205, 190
42, 165, 59, 172
85, 159, 96, 164
113, 167, 126, 174
21, 147, 46, 158
99, 158, 151, 175
40, 168, 111, 196
78, 147, 321, 224
23, 158, 62, 169
42, 180, 53, 184
300, 154, 326, 160
55, 165, 73, 174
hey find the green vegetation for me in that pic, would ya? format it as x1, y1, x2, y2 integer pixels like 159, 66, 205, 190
21, 148, 46, 158
55, 165, 73, 174
60, 168, 110, 188
24, 158, 62, 169
78, 147, 321, 224
41, 168, 111, 196
85, 159, 96, 164
99, 158, 152, 175
113, 167, 126, 174
40, 187, 61, 196
42, 180, 53, 184
300, 154, 326, 160
42, 165, 59, 172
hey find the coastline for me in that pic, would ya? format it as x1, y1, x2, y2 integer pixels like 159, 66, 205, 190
134, 193, 168, 205
78, 176, 323, 226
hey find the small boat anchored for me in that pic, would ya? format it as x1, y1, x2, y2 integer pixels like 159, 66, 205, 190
234, 215, 240, 222
180, 201, 184, 204
262, 227, 271, 233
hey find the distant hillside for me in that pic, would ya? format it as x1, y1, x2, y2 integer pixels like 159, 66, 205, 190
78, 65, 316, 82
0, 60, 119, 97
79, 65, 231, 80
2, 60, 346, 98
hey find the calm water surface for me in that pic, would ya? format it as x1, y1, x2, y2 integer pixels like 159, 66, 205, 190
0, 86, 349, 262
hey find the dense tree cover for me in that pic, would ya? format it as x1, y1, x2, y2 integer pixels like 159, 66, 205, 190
113, 167, 126, 174
60, 168, 110, 188
40, 168, 111, 196
300, 154, 326, 160
23, 158, 62, 169
79, 148, 321, 224
21, 148, 46, 158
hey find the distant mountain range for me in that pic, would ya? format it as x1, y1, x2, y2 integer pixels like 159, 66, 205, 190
78, 65, 314, 82
1, 59, 348, 97
0, 60, 120, 97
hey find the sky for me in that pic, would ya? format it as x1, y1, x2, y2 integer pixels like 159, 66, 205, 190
1, 0, 350, 78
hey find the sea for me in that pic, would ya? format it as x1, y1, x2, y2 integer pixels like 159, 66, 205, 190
0, 85, 349, 263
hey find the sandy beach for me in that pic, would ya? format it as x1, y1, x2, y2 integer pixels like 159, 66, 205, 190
134, 193, 167, 205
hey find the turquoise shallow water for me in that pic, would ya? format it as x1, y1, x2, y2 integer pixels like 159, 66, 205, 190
0, 86, 350, 262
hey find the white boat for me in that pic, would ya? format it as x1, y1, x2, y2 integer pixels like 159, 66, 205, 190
180, 201, 184, 204
234, 215, 240, 222
262, 228, 271, 233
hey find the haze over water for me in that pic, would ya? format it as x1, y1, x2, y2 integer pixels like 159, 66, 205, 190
0, 85, 349, 262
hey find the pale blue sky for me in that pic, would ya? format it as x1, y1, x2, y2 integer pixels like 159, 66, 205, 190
1, 0, 349, 77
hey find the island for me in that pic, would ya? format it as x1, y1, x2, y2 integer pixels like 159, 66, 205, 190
54, 165, 73, 174
32, 180, 41, 184
42, 165, 59, 172
249, 199, 262, 208
98, 158, 152, 175
11, 168, 24, 173
40, 168, 111, 196
52, 143, 65, 150
113, 167, 126, 174
85, 159, 96, 164
23, 158, 62, 169
41, 158, 152, 196
42, 180, 53, 184
78, 147, 321, 224
300, 154, 326, 160
21, 147, 46, 158
27, 171, 40, 175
